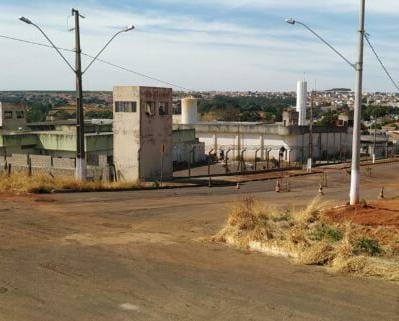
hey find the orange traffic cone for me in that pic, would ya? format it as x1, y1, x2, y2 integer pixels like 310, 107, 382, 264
275, 179, 280, 193
379, 187, 384, 199
318, 184, 324, 195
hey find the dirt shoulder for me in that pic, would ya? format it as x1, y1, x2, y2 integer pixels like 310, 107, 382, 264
0, 187, 398, 321
325, 199, 399, 227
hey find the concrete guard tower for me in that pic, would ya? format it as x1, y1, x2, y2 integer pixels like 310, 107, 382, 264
113, 86, 173, 181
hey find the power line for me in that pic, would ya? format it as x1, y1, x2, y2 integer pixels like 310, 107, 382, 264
365, 33, 399, 91
0, 34, 74, 52
0, 33, 192, 92
81, 53, 192, 91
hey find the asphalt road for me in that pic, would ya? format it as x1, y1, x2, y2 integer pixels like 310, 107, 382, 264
0, 162, 398, 321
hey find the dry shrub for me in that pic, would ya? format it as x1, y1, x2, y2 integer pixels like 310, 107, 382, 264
294, 196, 328, 225
333, 256, 399, 281
228, 198, 260, 230
334, 234, 354, 261
298, 241, 335, 265
0, 172, 141, 194
214, 197, 280, 249
214, 197, 399, 281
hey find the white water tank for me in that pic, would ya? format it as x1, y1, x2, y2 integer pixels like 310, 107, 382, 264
296, 80, 307, 126
181, 96, 198, 124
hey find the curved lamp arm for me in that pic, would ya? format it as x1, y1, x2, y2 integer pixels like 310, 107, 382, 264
19, 16, 76, 73
285, 18, 356, 70
83, 25, 134, 74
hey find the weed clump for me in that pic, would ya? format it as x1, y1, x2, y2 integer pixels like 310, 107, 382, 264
0, 171, 142, 194
354, 237, 382, 256
214, 197, 399, 281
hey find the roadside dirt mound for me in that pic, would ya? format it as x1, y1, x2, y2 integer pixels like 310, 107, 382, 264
325, 200, 399, 227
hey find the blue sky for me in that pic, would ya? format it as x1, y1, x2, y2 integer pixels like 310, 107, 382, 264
0, 0, 398, 92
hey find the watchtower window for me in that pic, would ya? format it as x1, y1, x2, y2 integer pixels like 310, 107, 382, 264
115, 101, 137, 113
4, 111, 13, 119
16, 111, 25, 119
158, 102, 169, 116
145, 102, 156, 116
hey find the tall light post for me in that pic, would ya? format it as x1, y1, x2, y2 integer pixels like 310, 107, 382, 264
370, 110, 378, 163
285, 0, 366, 205
19, 10, 134, 180
308, 89, 314, 171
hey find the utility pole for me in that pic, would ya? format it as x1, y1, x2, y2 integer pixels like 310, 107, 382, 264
72, 8, 86, 180
372, 118, 376, 163
349, 0, 366, 205
308, 90, 314, 171
20, 10, 134, 181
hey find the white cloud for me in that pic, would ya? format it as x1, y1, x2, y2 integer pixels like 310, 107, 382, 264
151, 0, 399, 15
0, 1, 398, 91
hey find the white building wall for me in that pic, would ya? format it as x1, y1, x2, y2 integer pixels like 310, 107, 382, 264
194, 129, 350, 163
113, 86, 141, 181
200, 133, 215, 153
173, 141, 205, 163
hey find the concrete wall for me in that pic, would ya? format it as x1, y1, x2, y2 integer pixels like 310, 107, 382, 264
0, 153, 108, 180
139, 87, 173, 180
172, 128, 205, 163
174, 123, 352, 163
113, 86, 141, 181
0, 130, 113, 160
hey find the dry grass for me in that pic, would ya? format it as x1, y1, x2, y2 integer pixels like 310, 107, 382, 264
214, 197, 399, 281
0, 171, 143, 194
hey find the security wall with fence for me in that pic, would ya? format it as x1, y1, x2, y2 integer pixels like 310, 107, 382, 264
0, 154, 110, 181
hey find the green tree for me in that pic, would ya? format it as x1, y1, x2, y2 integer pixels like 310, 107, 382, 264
85, 110, 113, 119
26, 103, 52, 122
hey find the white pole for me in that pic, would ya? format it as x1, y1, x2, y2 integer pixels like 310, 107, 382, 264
349, 0, 366, 205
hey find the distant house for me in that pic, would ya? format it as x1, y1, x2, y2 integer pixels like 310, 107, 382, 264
336, 113, 353, 127
0, 102, 27, 130
282, 108, 299, 127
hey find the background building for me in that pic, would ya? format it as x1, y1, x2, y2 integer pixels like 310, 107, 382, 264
174, 122, 352, 163
173, 81, 352, 164
113, 86, 173, 181
0, 102, 27, 130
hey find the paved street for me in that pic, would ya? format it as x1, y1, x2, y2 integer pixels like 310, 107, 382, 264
0, 162, 398, 321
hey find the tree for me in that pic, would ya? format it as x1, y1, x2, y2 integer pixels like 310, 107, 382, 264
85, 110, 113, 119
316, 111, 338, 127
239, 111, 261, 122
53, 110, 71, 120
26, 102, 52, 122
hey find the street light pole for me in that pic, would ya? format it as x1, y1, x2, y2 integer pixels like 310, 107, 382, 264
349, 0, 366, 205
285, 0, 366, 204
20, 11, 134, 180
373, 118, 377, 163
73, 8, 85, 179
284, 18, 355, 69
308, 90, 314, 171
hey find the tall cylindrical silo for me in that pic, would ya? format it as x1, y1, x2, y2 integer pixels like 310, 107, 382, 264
296, 80, 307, 126
181, 96, 198, 124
